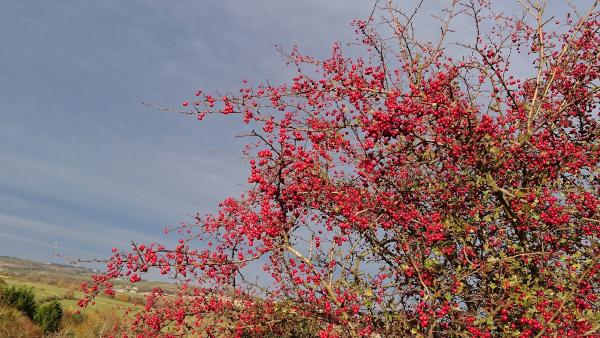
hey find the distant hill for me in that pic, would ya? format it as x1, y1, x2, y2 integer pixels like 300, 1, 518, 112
0, 256, 176, 294
0, 256, 94, 277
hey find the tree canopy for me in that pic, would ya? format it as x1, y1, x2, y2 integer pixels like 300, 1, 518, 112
82, 1, 599, 337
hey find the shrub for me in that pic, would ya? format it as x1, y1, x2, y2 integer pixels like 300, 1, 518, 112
0, 286, 37, 319
82, 1, 600, 336
64, 289, 75, 300
130, 296, 145, 305
34, 300, 63, 334
114, 293, 130, 303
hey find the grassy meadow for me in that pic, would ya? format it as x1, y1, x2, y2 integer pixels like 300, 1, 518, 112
0, 256, 174, 337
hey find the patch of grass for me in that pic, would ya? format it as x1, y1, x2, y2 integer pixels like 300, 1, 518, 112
0, 305, 42, 338
59, 308, 119, 337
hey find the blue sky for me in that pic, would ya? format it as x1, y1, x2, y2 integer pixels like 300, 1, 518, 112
0, 1, 375, 263
0, 0, 579, 264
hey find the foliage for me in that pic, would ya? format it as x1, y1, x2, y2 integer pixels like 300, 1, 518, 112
1, 286, 37, 319
34, 300, 63, 334
82, 1, 600, 337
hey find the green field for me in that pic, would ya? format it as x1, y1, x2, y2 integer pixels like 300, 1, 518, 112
0, 256, 175, 337
1, 275, 132, 313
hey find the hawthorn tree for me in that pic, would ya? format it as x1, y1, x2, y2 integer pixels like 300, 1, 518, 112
81, 0, 599, 337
